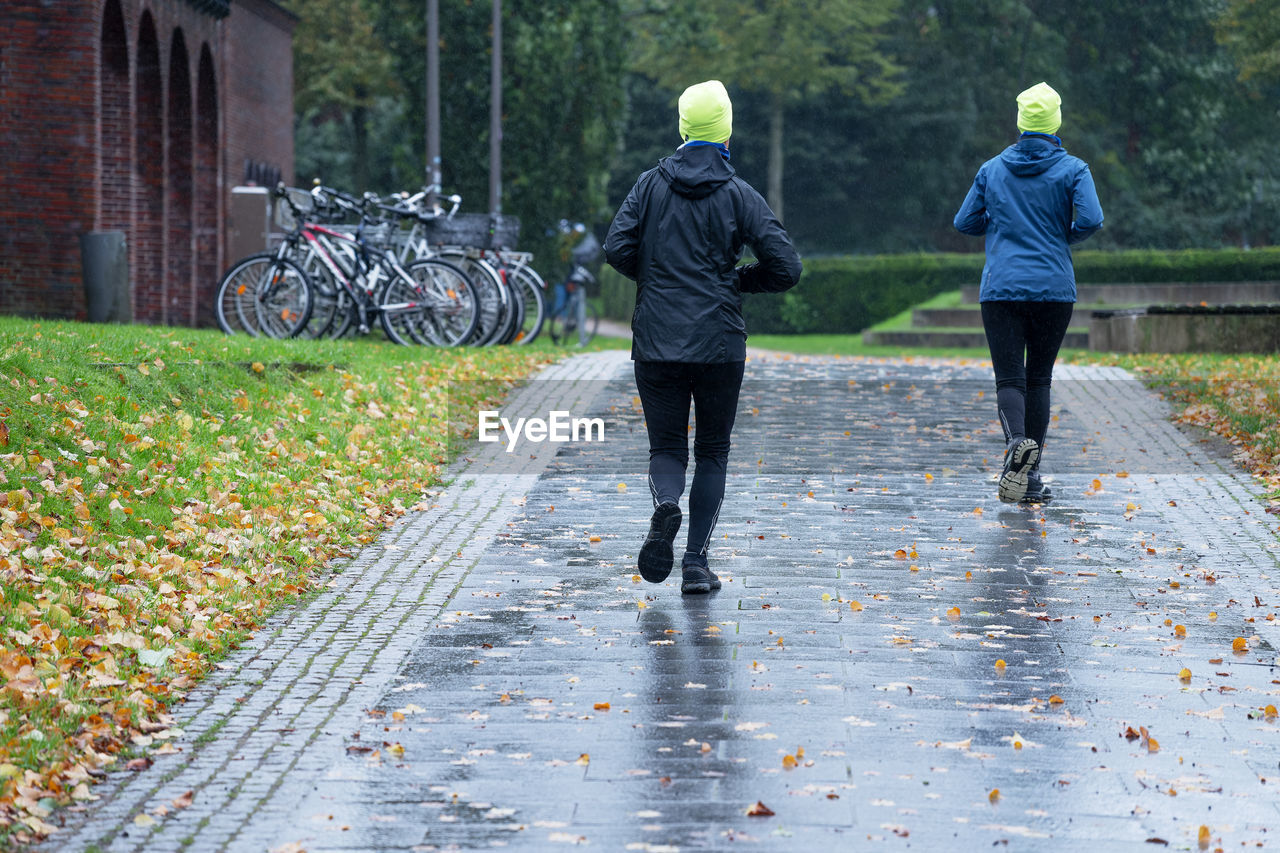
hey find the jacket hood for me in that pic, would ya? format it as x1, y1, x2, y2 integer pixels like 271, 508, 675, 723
999, 136, 1067, 177
658, 145, 735, 199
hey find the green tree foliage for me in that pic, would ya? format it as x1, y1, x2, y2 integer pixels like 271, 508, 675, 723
286, 0, 1280, 262
1217, 0, 1280, 83
625, 0, 903, 221
283, 0, 399, 193
315, 0, 628, 270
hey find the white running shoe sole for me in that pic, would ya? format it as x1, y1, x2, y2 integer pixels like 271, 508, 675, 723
998, 438, 1040, 504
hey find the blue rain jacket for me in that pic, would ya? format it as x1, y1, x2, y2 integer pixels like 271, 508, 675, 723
953, 134, 1103, 302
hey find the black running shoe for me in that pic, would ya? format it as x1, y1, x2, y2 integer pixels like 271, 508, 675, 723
638, 502, 682, 583
680, 558, 721, 595
1021, 470, 1053, 504
998, 437, 1039, 504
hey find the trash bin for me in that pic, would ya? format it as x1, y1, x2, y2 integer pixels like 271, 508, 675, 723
80, 230, 130, 323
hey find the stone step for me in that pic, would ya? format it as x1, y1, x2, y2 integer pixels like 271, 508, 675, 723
861, 327, 1091, 349
912, 306, 1091, 329
959, 280, 1280, 305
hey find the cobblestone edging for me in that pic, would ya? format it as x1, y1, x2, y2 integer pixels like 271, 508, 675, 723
49, 351, 633, 853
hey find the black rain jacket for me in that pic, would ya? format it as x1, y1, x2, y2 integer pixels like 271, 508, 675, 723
604, 144, 802, 363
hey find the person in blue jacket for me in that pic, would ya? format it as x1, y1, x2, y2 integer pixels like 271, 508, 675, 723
954, 82, 1104, 504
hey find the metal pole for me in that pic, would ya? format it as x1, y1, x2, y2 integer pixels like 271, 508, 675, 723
489, 0, 502, 214
426, 0, 441, 206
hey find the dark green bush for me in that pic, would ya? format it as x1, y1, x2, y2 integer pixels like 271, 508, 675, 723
598, 247, 1280, 334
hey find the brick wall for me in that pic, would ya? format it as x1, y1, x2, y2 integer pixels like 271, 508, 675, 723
0, 0, 295, 325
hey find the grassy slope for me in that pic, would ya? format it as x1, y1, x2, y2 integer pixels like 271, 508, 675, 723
0, 318, 560, 842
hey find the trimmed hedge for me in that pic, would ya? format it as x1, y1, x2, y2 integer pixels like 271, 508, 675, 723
599, 247, 1280, 335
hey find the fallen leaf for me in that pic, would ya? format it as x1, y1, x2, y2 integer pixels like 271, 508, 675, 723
745, 801, 775, 817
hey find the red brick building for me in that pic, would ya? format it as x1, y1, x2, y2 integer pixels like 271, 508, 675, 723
0, 0, 295, 326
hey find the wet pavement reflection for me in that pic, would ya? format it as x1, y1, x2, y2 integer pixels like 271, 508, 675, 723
278, 357, 1280, 851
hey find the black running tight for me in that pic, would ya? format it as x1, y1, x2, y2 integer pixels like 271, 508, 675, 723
981, 300, 1074, 461
634, 360, 744, 561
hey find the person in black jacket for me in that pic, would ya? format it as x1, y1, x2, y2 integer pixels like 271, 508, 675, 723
605, 79, 802, 595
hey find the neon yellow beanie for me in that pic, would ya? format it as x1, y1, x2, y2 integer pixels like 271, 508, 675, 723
678, 80, 733, 144
1016, 82, 1062, 134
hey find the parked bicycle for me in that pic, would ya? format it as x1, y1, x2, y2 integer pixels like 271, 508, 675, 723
547, 224, 601, 347
214, 181, 564, 349
215, 184, 480, 346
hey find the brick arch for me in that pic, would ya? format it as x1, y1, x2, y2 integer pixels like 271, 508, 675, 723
167, 28, 193, 326
100, 0, 130, 236
195, 44, 219, 327
135, 11, 163, 324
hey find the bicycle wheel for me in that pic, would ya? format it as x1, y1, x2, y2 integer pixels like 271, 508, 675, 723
249, 257, 313, 339
294, 254, 352, 340
495, 265, 525, 345
384, 259, 480, 347
433, 251, 509, 345
547, 301, 574, 346
509, 264, 548, 345
215, 253, 302, 337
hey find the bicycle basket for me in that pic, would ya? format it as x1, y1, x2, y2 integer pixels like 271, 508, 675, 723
569, 231, 601, 267
273, 188, 314, 231
335, 222, 399, 249
422, 212, 521, 249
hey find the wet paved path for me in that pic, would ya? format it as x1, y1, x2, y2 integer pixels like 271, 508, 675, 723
54, 353, 1280, 851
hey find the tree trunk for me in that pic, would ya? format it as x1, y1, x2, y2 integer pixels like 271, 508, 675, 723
768, 93, 784, 222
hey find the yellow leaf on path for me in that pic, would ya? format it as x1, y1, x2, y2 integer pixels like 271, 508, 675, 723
988, 788, 1000, 803
1199, 825, 1211, 849
946, 607, 961, 620
1178, 668, 1192, 682
994, 659, 1007, 671
133, 813, 156, 827
388, 743, 405, 757
782, 754, 797, 769
575, 753, 590, 766
1048, 695, 1065, 705
849, 600, 863, 612
1233, 637, 1249, 652
593, 702, 610, 711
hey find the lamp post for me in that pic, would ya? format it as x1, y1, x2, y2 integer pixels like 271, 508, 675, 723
489, 0, 502, 215
425, 0, 441, 206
